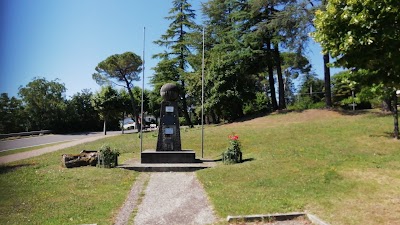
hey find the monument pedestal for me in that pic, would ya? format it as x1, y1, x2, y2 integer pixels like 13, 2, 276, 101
141, 150, 197, 163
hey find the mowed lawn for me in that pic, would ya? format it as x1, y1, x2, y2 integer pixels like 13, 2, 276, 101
1, 109, 399, 224
195, 109, 400, 225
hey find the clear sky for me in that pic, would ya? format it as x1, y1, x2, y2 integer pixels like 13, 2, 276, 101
0, 0, 340, 98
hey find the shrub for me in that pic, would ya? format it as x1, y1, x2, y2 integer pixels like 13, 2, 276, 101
98, 145, 120, 168
222, 134, 242, 164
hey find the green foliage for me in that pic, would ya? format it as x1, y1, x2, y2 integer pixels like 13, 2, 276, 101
223, 134, 242, 164
313, 0, 400, 87
92, 86, 122, 132
152, 0, 198, 127
92, 51, 143, 127
98, 145, 120, 168
243, 92, 270, 115
18, 77, 67, 131
0, 93, 25, 133
65, 89, 101, 132
298, 74, 325, 103
202, 0, 262, 121
287, 96, 325, 111
92, 52, 142, 87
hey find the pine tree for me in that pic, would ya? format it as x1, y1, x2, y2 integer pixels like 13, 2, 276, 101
153, 0, 198, 127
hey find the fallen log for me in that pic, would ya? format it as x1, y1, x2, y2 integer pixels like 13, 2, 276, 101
61, 150, 99, 168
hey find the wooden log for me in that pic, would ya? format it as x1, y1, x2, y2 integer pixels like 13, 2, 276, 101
61, 150, 99, 168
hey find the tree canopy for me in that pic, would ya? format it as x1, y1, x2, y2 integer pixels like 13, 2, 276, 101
313, 0, 400, 87
18, 77, 66, 131
93, 52, 143, 129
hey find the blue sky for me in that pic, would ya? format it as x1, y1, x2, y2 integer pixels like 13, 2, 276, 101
0, 0, 339, 98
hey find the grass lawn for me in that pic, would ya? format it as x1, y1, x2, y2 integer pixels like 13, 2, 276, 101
0, 134, 149, 225
195, 109, 400, 224
1, 109, 399, 224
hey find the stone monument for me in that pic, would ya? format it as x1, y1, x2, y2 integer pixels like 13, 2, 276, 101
141, 83, 197, 163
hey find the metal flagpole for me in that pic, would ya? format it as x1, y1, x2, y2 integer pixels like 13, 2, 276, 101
140, 27, 145, 153
201, 26, 205, 158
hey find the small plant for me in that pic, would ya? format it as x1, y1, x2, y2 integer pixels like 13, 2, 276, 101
98, 145, 120, 168
222, 133, 243, 164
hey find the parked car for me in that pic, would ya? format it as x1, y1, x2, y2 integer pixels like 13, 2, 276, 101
121, 118, 136, 130
123, 122, 136, 130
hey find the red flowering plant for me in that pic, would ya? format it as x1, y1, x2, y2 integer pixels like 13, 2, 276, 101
223, 133, 243, 164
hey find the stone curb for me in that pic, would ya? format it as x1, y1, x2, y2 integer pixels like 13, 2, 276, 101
227, 212, 329, 225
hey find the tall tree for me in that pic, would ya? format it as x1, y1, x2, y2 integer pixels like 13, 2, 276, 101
0, 93, 25, 133
92, 52, 142, 131
266, 39, 279, 110
152, 0, 198, 127
313, 0, 400, 138
66, 89, 101, 132
323, 53, 332, 107
274, 43, 286, 109
18, 77, 66, 131
202, 0, 260, 121
281, 52, 312, 104
260, 0, 333, 108
92, 86, 121, 135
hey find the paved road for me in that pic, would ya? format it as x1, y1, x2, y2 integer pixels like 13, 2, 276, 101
0, 130, 137, 152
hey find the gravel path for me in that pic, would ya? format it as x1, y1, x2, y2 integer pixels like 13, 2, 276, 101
0, 134, 118, 164
133, 172, 217, 225
114, 173, 150, 225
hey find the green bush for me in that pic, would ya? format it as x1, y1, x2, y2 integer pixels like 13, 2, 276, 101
288, 96, 325, 111
222, 134, 242, 164
98, 145, 120, 168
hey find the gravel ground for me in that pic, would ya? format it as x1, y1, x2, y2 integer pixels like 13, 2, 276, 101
134, 172, 217, 225
114, 173, 150, 225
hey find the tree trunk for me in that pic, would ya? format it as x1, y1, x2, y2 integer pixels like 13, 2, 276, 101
323, 53, 332, 108
382, 99, 392, 112
103, 119, 107, 135
393, 91, 399, 139
274, 43, 286, 109
180, 81, 194, 128
266, 39, 278, 111
121, 112, 125, 134
62, 151, 99, 168
124, 80, 140, 132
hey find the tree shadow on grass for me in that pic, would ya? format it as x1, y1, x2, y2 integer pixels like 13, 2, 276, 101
369, 132, 398, 139
213, 157, 255, 163
0, 163, 34, 174
242, 157, 255, 163
336, 109, 394, 117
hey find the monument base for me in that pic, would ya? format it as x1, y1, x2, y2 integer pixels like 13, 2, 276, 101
141, 149, 197, 164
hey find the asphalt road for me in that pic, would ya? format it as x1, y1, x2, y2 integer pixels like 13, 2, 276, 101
0, 130, 136, 152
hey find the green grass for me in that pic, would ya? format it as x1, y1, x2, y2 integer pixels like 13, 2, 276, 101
0, 134, 146, 225
1, 110, 400, 224
195, 110, 400, 224
0, 142, 69, 157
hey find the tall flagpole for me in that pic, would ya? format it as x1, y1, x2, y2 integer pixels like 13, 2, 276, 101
201, 26, 205, 158
140, 27, 145, 153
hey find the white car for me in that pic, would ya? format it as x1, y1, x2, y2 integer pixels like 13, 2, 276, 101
123, 121, 136, 130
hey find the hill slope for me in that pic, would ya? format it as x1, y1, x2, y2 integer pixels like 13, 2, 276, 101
193, 109, 400, 225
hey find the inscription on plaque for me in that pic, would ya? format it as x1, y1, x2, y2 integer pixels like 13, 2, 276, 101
165, 127, 174, 135
166, 106, 174, 112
